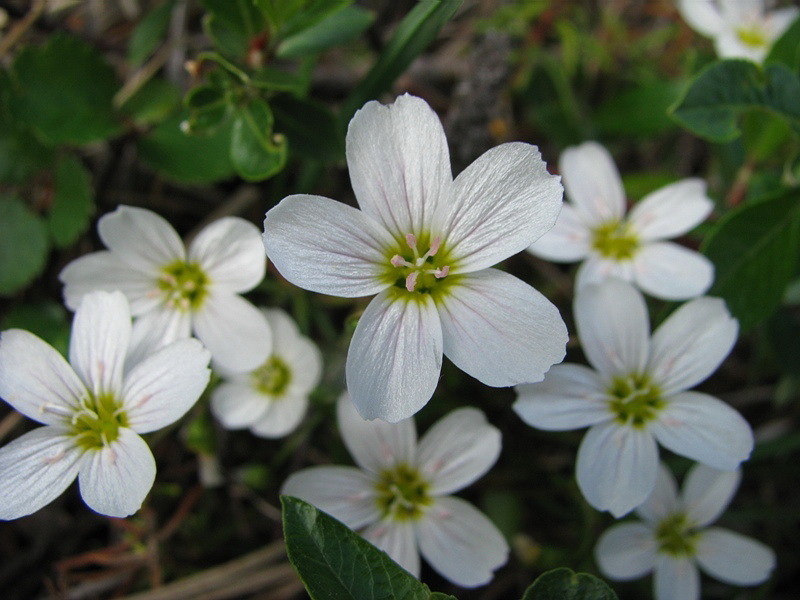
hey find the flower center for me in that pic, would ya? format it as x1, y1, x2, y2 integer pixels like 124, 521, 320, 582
158, 261, 209, 311
655, 512, 699, 557
736, 25, 768, 48
387, 233, 452, 296
607, 374, 663, 428
252, 355, 292, 396
71, 393, 129, 450
374, 463, 432, 522
591, 220, 639, 261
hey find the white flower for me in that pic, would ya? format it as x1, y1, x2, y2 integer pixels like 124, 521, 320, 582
513, 279, 753, 517
527, 141, 715, 301
59, 205, 271, 372
282, 394, 508, 588
210, 308, 322, 438
263, 94, 567, 423
596, 462, 776, 600
0, 291, 211, 519
678, 0, 799, 63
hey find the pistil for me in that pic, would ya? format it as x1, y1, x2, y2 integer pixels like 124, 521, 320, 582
390, 234, 450, 293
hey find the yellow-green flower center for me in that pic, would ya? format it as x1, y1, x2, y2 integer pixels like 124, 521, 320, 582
383, 233, 456, 299
158, 260, 209, 311
736, 25, 768, 48
655, 512, 699, 557
374, 464, 432, 522
71, 393, 129, 450
608, 374, 663, 428
252, 355, 291, 396
591, 220, 639, 260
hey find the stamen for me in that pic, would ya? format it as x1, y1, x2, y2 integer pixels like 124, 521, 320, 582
405, 272, 419, 292
433, 266, 449, 278
405, 233, 418, 253
428, 236, 441, 257
391, 255, 408, 267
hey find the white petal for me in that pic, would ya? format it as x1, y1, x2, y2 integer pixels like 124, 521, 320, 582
193, 293, 272, 372
576, 421, 659, 517
346, 290, 443, 423
417, 408, 500, 495
250, 392, 308, 438
678, 0, 726, 37
416, 496, 508, 588
210, 383, 269, 429
559, 141, 625, 224
595, 522, 658, 580
575, 254, 635, 289
513, 364, 610, 431
439, 142, 563, 273
767, 8, 800, 41
98, 205, 185, 271
282, 465, 379, 529
122, 338, 211, 433
633, 243, 714, 301
628, 179, 713, 242
189, 217, 265, 293
526, 203, 591, 262
78, 428, 156, 517
263, 194, 394, 297
347, 94, 450, 235
714, 31, 765, 61
336, 392, 416, 473
635, 463, 680, 524
0, 329, 85, 425
0, 427, 82, 520
696, 528, 775, 585
574, 279, 650, 377
648, 297, 738, 394
265, 309, 323, 392
651, 392, 753, 470
681, 463, 741, 527
438, 269, 567, 387
654, 555, 700, 600
126, 305, 193, 370
363, 520, 420, 577
69, 291, 131, 397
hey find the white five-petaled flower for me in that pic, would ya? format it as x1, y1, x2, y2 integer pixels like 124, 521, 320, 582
678, 0, 799, 63
527, 141, 715, 301
282, 394, 509, 588
210, 308, 322, 438
0, 291, 211, 519
596, 462, 776, 600
263, 94, 567, 423
59, 205, 271, 372
513, 278, 753, 517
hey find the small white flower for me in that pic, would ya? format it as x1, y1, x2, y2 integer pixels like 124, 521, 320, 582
210, 308, 322, 438
59, 205, 271, 372
678, 0, 799, 63
0, 291, 211, 519
263, 94, 567, 423
596, 462, 776, 600
282, 394, 509, 588
527, 141, 715, 301
513, 279, 753, 517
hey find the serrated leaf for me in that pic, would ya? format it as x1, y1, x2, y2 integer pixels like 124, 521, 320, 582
128, 0, 174, 66
0, 195, 49, 296
48, 155, 94, 248
277, 5, 374, 59
271, 95, 343, 161
230, 98, 287, 181
702, 190, 800, 331
669, 59, 800, 142
521, 568, 619, 600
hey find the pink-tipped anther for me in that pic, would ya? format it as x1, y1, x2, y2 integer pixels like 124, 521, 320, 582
434, 266, 449, 279
405, 272, 419, 292
405, 233, 418, 251
391, 255, 407, 267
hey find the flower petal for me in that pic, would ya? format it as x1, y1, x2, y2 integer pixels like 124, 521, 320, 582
438, 269, 567, 387
595, 522, 657, 580
193, 292, 272, 372
513, 364, 610, 431
98, 205, 185, 271
678, 0, 726, 37
126, 305, 193, 370
651, 392, 753, 470
439, 142, 563, 272
78, 428, 156, 518
0, 329, 85, 425
628, 179, 713, 242
417, 408, 500, 495
266, 309, 323, 392
346, 290, 443, 423
695, 528, 775, 585
122, 338, 211, 433
250, 392, 308, 438
417, 496, 508, 588
282, 465, 380, 530
347, 94, 451, 235
654, 555, 700, 600
188, 217, 265, 293
263, 194, 394, 297
681, 463, 741, 527
363, 520, 420, 577
648, 297, 738, 394
560, 141, 625, 224
575, 254, 635, 290
635, 463, 680, 524
0, 427, 82, 520
336, 392, 416, 473
576, 421, 659, 517
526, 203, 591, 262
574, 279, 650, 377
633, 242, 714, 301
210, 383, 268, 429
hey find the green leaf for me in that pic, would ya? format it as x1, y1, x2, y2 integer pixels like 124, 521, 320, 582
765, 15, 800, 71
230, 98, 287, 181
1, 301, 70, 356
128, 0, 175, 66
340, 0, 461, 124
271, 95, 343, 162
260, 0, 351, 40
281, 496, 433, 600
48, 155, 94, 248
521, 568, 619, 600
10, 33, 122, 145
200, 0, 266, 61
0, 195, 49, 296
594, 81, 682, 137
0, 77, 54, 183
277, 5, 374, 59
250, 67, 309, 94
702, 190, 800, 331
184, 84, 232, 133
119, 77, 182, 126
669, 59, 800, 142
